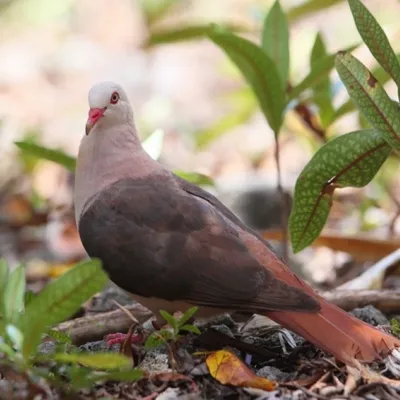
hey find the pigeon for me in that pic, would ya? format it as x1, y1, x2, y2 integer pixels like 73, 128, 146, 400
74, 81, 400, 370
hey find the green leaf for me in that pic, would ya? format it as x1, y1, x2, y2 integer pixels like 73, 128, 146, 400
94, 369, 143, 382
144, 24, 246, 48
52, 352, 131, 370
68, 368, 143, 389
140, 0, 182, 26
195, 99, 257, 149
208, 26, 285, 133
179, 324, 201, 335
310, 33, 334, 127
159, 310, 178, 331
329, 57, 400, 124
24, 290, 36, 308
174, 171, 214, 187
289, 129, 391, 253
15, 141, 76, 171
331, 99, 356, 123
288, 44, 358, 103
21, 259, 107, 359
144, 329, 173, 349
262, 0, 290, 86
335, 51, 400, 151
142, 129, 164, 160
288, 53, 336, 102
391, 318, 400, 337
178, 306, 198, 327
348, 0, 400, 97
0, 341, 15, 358
67, 365, 95, 389
0, 259, 9, 314
3, 265, 25, 324
288, 0, 345, 23
46, 329, 72, 344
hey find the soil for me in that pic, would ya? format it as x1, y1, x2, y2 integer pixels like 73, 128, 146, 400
1, 285, 400, 400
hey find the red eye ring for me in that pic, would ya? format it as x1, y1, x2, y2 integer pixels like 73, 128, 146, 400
110, 91, 120, 104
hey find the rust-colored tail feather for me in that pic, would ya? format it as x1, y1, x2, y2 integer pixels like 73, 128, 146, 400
266, 297, 400, 365
240, 231, 400, 366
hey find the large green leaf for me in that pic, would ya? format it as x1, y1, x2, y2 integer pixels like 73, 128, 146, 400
262, 0, 290, 86
330, 55, 400, 124
348, 0, 400, 98
52, 352, 132, 370
15, 141, 76, 171
144, 24, 246, 48
289, 129, 391, 253
20, 259, 107, 360
310, 33, 334, 127
3, 265, 25, 325
335, 52, 400, 151
208, 26, 285, 133
288, 0, 345, 22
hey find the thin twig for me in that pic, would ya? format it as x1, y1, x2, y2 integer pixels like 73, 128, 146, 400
320, 289, 400, 313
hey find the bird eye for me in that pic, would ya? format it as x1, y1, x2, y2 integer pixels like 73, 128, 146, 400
110, 92, 120, 104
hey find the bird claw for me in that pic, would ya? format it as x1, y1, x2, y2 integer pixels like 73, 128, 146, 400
104, 331, 145, 347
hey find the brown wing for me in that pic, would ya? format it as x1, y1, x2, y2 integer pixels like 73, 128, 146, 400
79, 175, 319, 313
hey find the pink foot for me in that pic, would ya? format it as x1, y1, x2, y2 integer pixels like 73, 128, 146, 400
104, 332, 144, 347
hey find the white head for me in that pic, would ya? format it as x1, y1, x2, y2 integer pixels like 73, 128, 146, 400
85, 81, 133, 135
75, 81, 161, 222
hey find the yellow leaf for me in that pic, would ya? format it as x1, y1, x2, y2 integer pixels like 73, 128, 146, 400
206, 349, 276, 391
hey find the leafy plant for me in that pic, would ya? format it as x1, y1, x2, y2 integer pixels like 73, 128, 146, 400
145, 306, 200, 349
289, 0, 400, 252
0, 259, 142, 392
391, 318, 400, 337
202, 1, 363, 258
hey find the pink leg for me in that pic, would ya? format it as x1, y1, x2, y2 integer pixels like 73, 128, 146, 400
104, 319, 163, 347
104, 331, 144, 347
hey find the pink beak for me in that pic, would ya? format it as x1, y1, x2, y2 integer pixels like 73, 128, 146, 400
85, 107, 106, 135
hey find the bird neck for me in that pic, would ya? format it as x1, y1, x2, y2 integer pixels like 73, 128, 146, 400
74, 123, 163, 223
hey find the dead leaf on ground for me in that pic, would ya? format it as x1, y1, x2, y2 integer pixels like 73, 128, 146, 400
205, 349, 276, 391
263, 229, 400, 262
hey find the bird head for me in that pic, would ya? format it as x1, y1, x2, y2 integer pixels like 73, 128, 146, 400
85, 81, 132, 135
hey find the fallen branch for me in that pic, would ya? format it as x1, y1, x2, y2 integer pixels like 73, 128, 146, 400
55, 303, 152, 345
320, 289, 400, 313
55, 289, 400, 345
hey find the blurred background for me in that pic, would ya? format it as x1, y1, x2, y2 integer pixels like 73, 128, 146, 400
0, 0, 400, 293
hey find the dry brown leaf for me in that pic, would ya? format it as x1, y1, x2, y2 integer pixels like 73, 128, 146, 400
263, 229, 400, 262
206, 349, 276, 391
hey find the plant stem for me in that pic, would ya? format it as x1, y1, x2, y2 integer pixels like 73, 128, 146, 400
274, 132, 289, 262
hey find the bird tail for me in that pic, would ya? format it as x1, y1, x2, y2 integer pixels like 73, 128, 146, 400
266, 296, 400, 367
